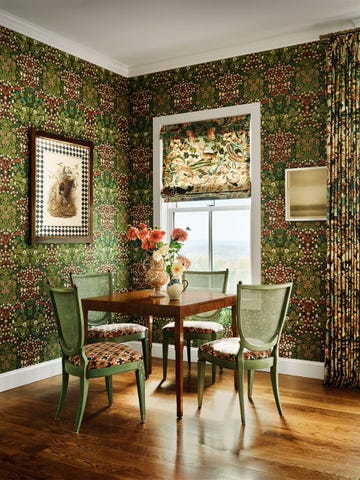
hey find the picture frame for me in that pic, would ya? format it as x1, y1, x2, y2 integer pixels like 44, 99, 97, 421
30, 128, 94, 245
285, 166, 327, 221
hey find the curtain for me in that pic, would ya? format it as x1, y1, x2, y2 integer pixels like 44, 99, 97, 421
160, 115, 251, 202
325, 30, 360, 388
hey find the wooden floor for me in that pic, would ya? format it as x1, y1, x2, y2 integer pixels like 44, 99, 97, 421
1, 358, 360, 480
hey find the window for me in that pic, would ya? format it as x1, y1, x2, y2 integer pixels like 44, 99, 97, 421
153, 103, 261, 291
167, 199, 251, 292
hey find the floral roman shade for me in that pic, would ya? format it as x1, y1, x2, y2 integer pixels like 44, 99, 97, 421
160, 115, 251, 202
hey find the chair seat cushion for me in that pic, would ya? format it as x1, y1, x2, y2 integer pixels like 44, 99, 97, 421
163, 320, 224, 334
70, 342, 141, 369
88, 323, 147, 339
199, 337, 272, 362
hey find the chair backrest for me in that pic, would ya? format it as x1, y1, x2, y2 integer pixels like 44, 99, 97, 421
236, 282, 293, 352
49, 286, 84, 357
70, 272, 113, 326
183, 269, 229, 320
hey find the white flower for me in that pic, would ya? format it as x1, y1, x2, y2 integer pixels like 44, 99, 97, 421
171, 261, 184, 277
152, 244, 169, 262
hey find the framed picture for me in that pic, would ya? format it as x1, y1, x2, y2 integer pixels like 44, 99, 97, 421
30, 128, 94, 245
285, 166, 327, 221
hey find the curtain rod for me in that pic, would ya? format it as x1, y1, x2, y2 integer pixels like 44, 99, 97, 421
320, 26, 360, 40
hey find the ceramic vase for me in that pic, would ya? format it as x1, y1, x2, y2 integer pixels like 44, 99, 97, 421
143, 257, 169, 297
167, 276, 189, 300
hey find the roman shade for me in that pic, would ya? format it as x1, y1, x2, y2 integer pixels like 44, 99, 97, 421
160, 115, 251, 202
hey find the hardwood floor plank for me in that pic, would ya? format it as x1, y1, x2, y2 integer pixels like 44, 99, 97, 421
1, 359, 359, 479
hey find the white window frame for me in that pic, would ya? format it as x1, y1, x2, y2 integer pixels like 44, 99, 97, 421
153, 103, 261, 284
167, 199, 251, 275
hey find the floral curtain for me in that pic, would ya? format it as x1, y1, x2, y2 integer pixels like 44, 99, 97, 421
160, 115, 251, 202
325, 30, 360, 388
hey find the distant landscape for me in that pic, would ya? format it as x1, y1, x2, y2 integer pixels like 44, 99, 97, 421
181, 240, 251, 290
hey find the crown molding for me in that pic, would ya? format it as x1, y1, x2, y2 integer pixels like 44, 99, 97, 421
128, 19, 356, 77
0, 8, 358, 78
0, 8, 129, 77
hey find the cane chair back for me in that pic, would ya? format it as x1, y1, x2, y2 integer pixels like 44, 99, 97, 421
70, 272, 112, 327
70, 271, 149, 378
198, 282, 292, 424
183, 270, 229, 321
162, 269, 229, 382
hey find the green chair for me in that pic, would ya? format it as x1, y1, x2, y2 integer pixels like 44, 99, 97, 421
49, 285, 146, 433
198, 281, 292, 424
70, 272, 149, 378
162, 269, 229, 382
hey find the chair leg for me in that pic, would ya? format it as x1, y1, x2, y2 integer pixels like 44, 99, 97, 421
162, 336, 169, 380
248, 370, 254, 400
105, 375, 113, 405
136, 361, 146, 423
271, 361, 283, 416
142, 337, 150, 379
74, 373, 89, 433
197, 358, 206, 408
237, 363, 246, 424
55, 368, 69, 420
211, 364, 216, 384
187, 339, 191, 370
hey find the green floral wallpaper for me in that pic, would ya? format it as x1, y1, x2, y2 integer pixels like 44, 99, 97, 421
0, 25, 328, 376
128, 42, 328, 362
0, 27, 130, 373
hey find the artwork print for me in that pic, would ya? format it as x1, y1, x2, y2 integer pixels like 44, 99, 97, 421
30, 129, 93, 244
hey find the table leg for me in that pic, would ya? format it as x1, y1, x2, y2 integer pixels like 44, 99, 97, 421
174, 314, 184, 418
145, 315, 153, 374
231, 304, 238, 389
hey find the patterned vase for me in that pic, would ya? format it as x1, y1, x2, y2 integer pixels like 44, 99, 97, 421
167, 275, 189, 300
144, 258, 169, 297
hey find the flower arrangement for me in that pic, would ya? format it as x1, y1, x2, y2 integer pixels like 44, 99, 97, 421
126, 223, 191, 278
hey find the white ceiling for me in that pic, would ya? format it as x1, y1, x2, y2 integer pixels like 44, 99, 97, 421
0, 0, 359, 77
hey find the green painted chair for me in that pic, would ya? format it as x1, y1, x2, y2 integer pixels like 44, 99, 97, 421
49, 285, 146, 433
70, 272, 149, 378
198, 281, 292, 424
162, 269, 229, 382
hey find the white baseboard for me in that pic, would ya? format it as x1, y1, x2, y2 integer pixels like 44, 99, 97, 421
275, 356, 324, 380
0, 358, 62, 392
149, 343, 325, 380
0, 343, 324, 392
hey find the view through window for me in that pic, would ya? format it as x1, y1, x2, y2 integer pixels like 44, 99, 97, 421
167, 199, 251, 292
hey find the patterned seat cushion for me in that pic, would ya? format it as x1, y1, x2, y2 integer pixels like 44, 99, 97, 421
70, 342, 141, 369
88, 323, 147, 339
163, 320, 224, 334
199, 337, 272, 362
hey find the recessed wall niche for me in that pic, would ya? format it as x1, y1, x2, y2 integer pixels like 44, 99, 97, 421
285, 166, 327, 221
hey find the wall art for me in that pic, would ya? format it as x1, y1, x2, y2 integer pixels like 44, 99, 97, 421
30, 128, 93, 244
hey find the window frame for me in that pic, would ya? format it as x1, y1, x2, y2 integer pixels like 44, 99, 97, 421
167, 199, 251, 274
153, 103, 261, 284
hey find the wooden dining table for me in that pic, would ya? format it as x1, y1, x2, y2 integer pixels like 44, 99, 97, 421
81, 289, 237, 418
